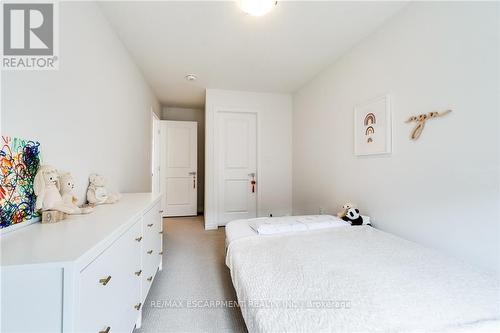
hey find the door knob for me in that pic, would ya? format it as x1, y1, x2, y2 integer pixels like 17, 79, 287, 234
249, 173, 256, 193
189, 172, 196, 189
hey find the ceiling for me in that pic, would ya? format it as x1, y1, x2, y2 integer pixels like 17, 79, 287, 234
99, 1, 407, 108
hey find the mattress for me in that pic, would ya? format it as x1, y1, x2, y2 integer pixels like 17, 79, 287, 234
225, 219, 500, 333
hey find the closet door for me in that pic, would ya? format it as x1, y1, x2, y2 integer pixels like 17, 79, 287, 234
161, 121, 197, 217
217, 112, 257, 225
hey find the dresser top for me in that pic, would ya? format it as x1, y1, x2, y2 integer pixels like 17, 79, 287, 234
1, 193, 161, 267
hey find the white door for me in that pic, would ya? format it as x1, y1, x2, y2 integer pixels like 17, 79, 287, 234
161, 121, 197, 217
217, 112, 257, 225
151, 111, 161, 195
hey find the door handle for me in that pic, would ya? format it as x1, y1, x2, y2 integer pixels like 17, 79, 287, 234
189, 172, 196, 189
249, 173, 256, 193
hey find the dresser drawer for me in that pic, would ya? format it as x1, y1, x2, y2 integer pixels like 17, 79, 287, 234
143, 202, 162, 235
141, 203, 162, 300
77, 220, 142, 333
141, 235, 161, 300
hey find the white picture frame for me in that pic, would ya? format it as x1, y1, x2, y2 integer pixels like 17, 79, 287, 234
354, 94, 392, 156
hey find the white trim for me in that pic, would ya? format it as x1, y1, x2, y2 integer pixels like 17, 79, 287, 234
151, 108, 161, 195
152, 109, 160, 121
204, 225, 218, 231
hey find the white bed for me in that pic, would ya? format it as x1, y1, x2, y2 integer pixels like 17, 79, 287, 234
225, 217, 500, 333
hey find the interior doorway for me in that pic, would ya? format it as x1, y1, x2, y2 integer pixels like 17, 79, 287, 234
161, 120, 198, 217
216, 111, 257, 225
160, 106, 205, 215
151, 110, 161, 195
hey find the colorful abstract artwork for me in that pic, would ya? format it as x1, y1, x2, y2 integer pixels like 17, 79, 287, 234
0, 136, 41, 229
354, 95, 392, 156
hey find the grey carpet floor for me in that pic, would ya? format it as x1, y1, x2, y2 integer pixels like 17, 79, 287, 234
136, 216, 247, 333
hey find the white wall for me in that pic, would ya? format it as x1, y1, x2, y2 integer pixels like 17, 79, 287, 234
293, 2, 499, 272
162, 106, 205, 213
205, 89, 292, 229
1, 2, 160, 202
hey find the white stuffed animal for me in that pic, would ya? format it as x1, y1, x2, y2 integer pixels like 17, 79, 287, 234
337, 202, 356, 218
34, 165, 77, 214
86, 173, 121, 205
58, 171, 94, 214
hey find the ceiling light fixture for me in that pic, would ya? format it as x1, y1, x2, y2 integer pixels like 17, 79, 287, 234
239, 0, 277, 17
185, 74, 197, 82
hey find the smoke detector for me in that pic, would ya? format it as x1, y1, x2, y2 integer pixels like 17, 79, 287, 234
185, 74, 197, 82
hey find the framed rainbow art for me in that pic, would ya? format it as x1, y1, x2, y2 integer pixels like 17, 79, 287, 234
354, 94, 392, 156
0, 136, 41, 230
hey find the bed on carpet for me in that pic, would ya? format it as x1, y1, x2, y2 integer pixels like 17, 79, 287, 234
224, 216, 500, 333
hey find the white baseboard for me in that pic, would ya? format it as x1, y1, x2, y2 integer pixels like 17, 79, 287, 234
204, 224, 218, 230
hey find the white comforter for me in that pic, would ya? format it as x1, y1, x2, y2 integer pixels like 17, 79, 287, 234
225, 225, 500, 333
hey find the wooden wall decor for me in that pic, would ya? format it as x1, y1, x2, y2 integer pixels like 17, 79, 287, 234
405, 110, 452, 140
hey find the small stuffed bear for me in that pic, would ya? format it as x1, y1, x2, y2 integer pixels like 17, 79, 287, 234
34, 165, 78, 214
342, 207, 364, 226
59, 171, 94, 214
337, 202, 356, 218
87, 173, 121, 205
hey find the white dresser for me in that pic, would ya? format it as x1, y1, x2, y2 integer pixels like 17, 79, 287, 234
1, 193, 163, 333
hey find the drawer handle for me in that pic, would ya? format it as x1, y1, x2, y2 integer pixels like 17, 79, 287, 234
99, 327, 111, 333
135, 236, 143, 242
134, 270, 142, 276
147, 276, 153, 282
159, 251, 163, 255
147, 250, 153, 254
134, 302, 142, 310
159, 210, 164, 213
147, 223, 153, 227
99, 276, 111, 286
159, 231, 163, 234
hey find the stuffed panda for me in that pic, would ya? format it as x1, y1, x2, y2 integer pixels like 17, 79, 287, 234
342, 207, 364, 226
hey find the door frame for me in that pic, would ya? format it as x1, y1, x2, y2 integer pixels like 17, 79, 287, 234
161, 120, 198, 217
151, 110, 161, 195
212, 109, 260, 227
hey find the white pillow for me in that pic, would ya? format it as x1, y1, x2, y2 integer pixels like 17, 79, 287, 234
249, 215, 349, 235
249, 219, 307, 235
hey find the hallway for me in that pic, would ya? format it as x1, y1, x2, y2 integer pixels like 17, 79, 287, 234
137, 216, 247, 332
